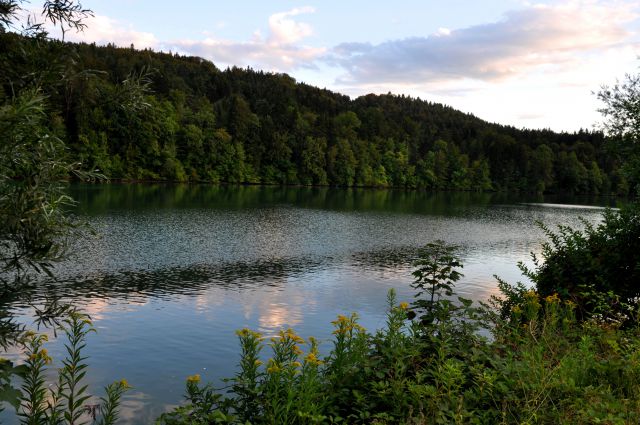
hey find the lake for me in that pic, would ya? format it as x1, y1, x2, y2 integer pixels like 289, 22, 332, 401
0, 184, 618, 423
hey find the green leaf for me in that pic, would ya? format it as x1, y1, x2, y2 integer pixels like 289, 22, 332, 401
0, 385, 22, 409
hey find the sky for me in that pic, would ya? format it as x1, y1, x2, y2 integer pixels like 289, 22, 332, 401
38, 0, 640, 132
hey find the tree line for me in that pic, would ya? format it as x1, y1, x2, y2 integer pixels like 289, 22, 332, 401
0, 33, 630, 194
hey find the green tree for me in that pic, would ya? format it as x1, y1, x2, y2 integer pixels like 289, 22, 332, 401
0, 1, 97, 282
327, 139, 357, 186
299, 136, 328, 185
530, 144, 554, 193
598, 70, 640, 194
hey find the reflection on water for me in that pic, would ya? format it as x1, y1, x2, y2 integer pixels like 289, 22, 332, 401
0, 184, 620, 424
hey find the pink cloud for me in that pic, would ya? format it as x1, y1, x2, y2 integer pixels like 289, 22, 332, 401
330, 1, 639, 84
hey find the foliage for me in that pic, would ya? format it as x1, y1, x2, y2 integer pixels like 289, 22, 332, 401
0, 3, 111, 417
0, 33, 623, 194
1, 1, 103, 417
519, 202, 640, 325
410, 241, 463, 326
0, 311, 130, 424
598, 69, 640, 194
0, 90, 85, 280
160, 241, 640, 424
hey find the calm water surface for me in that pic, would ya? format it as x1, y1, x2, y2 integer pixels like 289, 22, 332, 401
1, 185, 618, 423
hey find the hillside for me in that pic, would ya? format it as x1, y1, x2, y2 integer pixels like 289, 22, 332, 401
0, 34, 627, 194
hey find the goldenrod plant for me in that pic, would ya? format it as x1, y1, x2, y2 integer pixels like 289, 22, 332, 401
160, 236, 640, 424
14, 311, 130, 425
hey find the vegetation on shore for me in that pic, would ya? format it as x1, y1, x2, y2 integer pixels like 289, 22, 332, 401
156, 205, 640, 424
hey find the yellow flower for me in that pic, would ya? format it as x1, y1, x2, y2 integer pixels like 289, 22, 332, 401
304, 352, 323, 366
545, 293, 560, 304
293, 345, 303, 355
119, 379, 130, 388
292, 361, 302, 368
254, 360, 263, 366
512, 305, 522, 314
186, 374, 201, 384
38, 348, 53, 365
399, 302, 409, 310
266, 365, 281, 374
236, 328, 262, 339
283, 328, 305, 344
331, 315, 349, 326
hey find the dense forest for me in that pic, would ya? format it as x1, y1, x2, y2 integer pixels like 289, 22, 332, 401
0, 33, 630, 194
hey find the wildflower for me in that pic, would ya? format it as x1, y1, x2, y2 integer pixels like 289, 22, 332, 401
292, 361, 302, 368
331, 315, 349, 326
399, 302, 409, 310
236, 328, 250, 338
282, 328, 304, 344
512, 305, 522, 314
545, 293, 560, 304
186, 374, 201, 384
254, 360, 263, 366
293, 345, 303, 355
304, 352, 323, 366
39, 348, 52, 364
119, 379, 130, 388
354, 323, 366, 332
267, 364, 281, 374
332, 327, 347, 336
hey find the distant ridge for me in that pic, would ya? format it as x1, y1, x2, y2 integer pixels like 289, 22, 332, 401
0, 34, 626, 194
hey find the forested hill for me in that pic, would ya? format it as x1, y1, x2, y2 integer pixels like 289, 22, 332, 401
1, 34, 629, 194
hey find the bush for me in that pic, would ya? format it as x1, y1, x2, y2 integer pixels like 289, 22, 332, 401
521, 202, 640, 324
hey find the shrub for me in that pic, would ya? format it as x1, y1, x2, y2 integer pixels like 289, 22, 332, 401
520, 202, 640, 324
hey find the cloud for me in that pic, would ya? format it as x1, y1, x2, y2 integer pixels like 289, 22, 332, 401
48, 6, 323, 72
58, 14, 158, 49
268, 6, 316, 44
167, 6, 324, 71
167, 37, 324, 72
329, 1, 639, 85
